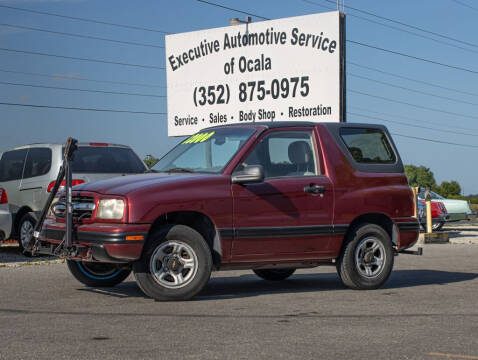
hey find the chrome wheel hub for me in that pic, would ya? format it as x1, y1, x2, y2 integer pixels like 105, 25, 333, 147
20, 220, 34, 248
354, 237, 386, 278
150, 241, 198, 289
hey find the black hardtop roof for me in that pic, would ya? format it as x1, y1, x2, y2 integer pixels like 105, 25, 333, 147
206, 122, 388, 131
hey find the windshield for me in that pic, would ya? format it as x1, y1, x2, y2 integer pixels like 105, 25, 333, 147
153, 127, 256, 174
418, 190, 444, 200
66, 146, 147, 174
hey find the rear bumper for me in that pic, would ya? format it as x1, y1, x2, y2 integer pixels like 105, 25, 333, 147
419, 213, 450, 225
38, 221, 150, 263
447, 213, 468, 222
0, 210, 12, 243
394, 218, 420, 251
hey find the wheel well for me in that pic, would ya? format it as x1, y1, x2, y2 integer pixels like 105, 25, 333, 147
13, 206, 35, 236
343, 213, 397, 248
148, 211, 222, 267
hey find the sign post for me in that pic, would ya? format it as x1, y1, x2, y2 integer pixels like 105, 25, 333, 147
166, 11, 346, 136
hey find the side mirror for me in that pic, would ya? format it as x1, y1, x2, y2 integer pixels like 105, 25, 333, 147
231, 165, 264, 184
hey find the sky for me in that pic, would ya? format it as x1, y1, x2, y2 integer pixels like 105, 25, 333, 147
1, 0, 478, 194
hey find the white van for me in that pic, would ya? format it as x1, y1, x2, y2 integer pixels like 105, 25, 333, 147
0, 143, 147, 252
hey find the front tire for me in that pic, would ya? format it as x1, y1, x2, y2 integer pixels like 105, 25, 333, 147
67, 260, 131, 287
133, 225, 212, 301
337, 223, 394, 290
18, 213, 36, 256
253, 268, 296, 281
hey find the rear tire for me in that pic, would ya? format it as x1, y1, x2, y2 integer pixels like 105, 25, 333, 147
337, 223, 394, 290
253, 268, 296, 281
133, 225, 212, 301
67, 260, 131, 287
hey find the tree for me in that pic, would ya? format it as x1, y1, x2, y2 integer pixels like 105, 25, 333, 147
143, 154, 159, 169
404, 165, 436, 189
436, 180, 461, 198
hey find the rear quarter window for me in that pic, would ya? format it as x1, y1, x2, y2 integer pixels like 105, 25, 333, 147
340, 128, 396, 164
70, 146, 146, 174
23, 148, 52, 179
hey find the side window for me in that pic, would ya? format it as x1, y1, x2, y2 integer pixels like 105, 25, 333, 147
23, 148, 52, 179
240, 130, 318, 178
0, 149, 28, 182
340, 128, 396, 164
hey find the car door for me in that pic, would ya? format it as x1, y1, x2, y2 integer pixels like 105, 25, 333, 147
231, 128, 334, 262
20, 147, 53, 214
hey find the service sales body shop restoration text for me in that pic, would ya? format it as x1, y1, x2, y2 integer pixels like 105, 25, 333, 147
165, 12, 341, 136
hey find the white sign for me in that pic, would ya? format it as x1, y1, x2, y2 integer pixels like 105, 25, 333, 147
166, 11, 342, 136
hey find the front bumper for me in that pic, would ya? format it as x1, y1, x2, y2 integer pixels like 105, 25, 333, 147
418, 213, 450, 225
38, 221, 150, 263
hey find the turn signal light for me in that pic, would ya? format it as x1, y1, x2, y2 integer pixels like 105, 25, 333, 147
47, 179, 85, 192
0, 188, 8, 204
125, 235, 144, 241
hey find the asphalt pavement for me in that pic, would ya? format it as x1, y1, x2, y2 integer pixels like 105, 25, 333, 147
0, 244, 477, 360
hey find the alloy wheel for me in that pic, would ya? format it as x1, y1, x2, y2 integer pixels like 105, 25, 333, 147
150, 240, 198, 289
354, 237, 386, 278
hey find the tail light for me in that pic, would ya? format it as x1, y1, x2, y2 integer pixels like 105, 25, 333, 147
89, 142, 109, 147
47, 179, 85, 192
0, 188, 7, 204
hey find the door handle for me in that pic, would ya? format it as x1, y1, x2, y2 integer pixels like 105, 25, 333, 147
304, 184, 326, 194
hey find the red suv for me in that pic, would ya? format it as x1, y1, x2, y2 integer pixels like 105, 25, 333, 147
38, 122, 419, 301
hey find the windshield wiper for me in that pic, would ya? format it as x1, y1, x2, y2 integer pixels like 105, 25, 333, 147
144, 169, 158, 173
165, 167, 194, 173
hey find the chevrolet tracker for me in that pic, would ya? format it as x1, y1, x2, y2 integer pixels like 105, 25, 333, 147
37, 122, 420, 301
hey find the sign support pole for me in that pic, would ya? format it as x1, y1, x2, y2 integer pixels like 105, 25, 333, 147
340, 12, 346, 123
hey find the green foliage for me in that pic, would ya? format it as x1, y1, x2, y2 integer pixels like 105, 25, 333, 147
405, 164, 474, 204
143, 154, 159, 169
435, 180, 461, 198
404, 165, 436, 189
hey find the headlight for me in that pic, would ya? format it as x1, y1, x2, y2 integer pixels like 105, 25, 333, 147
97, 199, 125, 219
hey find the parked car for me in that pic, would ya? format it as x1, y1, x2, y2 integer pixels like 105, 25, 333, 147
418, 199, 450, 231
418, 190, 472, 222
0, 142, 147, 253
0, 187, 12, 245
37, 122, 420, 301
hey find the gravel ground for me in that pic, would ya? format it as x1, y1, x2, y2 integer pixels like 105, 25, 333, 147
443, 223, 478, 244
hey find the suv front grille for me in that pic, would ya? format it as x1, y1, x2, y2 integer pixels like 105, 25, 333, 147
57, 195, 95, 219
